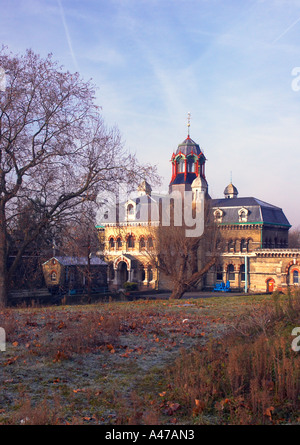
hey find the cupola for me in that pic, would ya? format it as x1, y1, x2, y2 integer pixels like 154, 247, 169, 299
224, 182, 238, 199
169, 114, 206, 194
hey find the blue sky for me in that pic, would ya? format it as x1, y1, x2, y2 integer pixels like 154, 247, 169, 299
1, 0, 300, 227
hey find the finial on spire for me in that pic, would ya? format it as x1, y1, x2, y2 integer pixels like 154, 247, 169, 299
230, 171, 233, 184
187, 112, 191, 137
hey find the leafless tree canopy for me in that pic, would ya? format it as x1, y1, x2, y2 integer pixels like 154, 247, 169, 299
0, 47, 159, 306
289, 227, 300, 248
145, 199, 222, 299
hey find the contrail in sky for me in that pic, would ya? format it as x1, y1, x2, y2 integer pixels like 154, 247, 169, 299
57, 0, 79, 71
272, 15, 300, 43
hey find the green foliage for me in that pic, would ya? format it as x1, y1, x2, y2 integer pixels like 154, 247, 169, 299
123, 282, 138, 291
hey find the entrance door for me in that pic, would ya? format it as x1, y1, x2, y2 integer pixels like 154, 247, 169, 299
117, 261, 128, 286
266, 279, 275, 292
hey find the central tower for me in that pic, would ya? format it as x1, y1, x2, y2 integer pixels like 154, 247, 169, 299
169, 114, 207, 195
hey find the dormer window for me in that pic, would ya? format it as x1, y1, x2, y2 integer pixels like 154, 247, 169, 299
238, 207, 249, 222
127, 204, 134, 215
214, 208, 223, 223
126, 200, 136, 221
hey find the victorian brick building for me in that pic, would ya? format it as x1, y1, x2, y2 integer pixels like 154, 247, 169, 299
99, 127, 298, 294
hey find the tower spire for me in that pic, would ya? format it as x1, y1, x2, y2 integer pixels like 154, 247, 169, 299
187, 112, 191, 138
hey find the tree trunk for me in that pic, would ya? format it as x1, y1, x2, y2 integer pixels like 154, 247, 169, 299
169, 256, 217, 300
0, 203, 8, 308
87, 235, 91, 303
169, 282, 188, 300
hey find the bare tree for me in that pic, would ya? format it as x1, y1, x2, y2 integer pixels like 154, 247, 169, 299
289, 226, 300, 248
145, 199, 222, 299
0, 48, 158, 306
57, 204, 102, 301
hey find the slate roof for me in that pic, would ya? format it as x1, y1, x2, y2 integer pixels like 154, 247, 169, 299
210, 197, 291, 227
100, 191, 291, 228
170, 172, 197, 185
102, 193, 164, 224
175, 137, 202, 156
43, 256, 107, 266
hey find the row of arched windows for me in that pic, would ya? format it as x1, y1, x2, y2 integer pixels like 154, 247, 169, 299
263, 237, 288, 248
217, 266, 299, 285
216, 264, 247, 282
108, 235, 154, 251
108, 263, 154, 282
227, 238, 252, 253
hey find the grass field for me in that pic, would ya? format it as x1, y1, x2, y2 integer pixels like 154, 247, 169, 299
0, 292, 299, 425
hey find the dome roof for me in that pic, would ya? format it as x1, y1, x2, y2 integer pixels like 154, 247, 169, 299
191, 175, 208, 190
175, 136, 201, 156
224, 182, 238, 198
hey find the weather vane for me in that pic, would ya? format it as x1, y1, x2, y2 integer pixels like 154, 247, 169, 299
187, 112, 191, 137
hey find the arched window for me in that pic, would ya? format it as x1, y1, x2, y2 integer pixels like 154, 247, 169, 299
116, 237, 122, 250
127, 235, 135, 249
178, 159, 185, 173
214, 210, 223, 223
127, 203, 135, 217
241, 239, 247, 252
187, 158, 195, 173
51, 271, 57, 282
139, 237, 146, 250
238, 208, 248, 222
293, 270, 299, 284
147, 237, 154, 250
228, 239, 235, 252
109, 237, 115, 250
228, 264, 235, 281
239, 211, 246, 222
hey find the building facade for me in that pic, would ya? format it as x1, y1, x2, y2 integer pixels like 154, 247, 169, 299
99, 130, 298, 294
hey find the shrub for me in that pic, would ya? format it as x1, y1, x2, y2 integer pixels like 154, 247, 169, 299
123, 282, 138, 291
